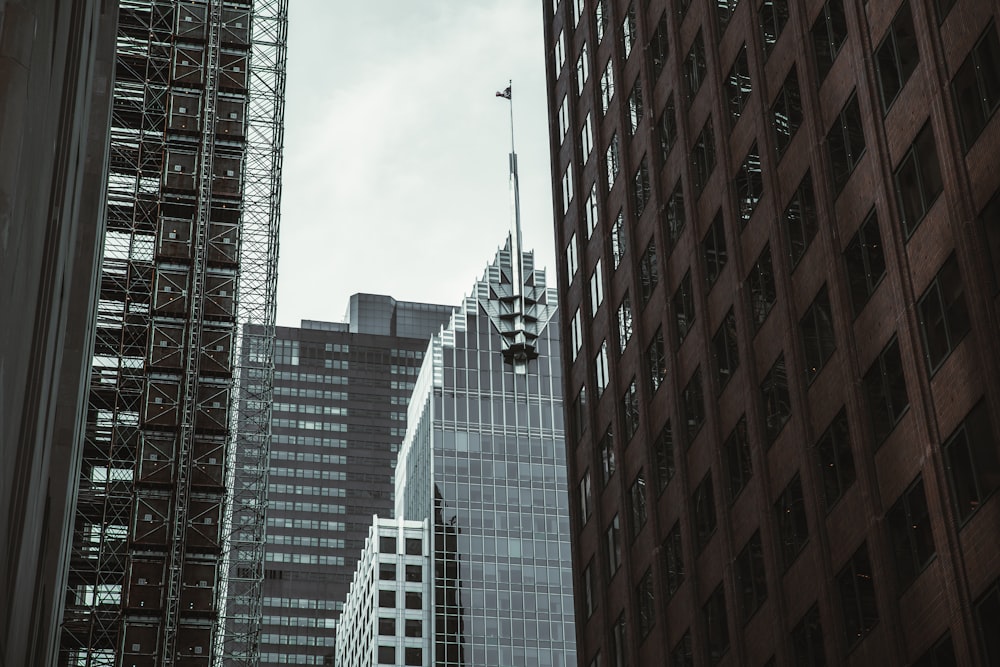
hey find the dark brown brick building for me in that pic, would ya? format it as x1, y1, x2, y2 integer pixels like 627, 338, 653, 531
545, 0, 1000, 665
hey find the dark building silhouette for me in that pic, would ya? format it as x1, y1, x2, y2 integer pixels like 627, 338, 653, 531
545, 0, 1000, 665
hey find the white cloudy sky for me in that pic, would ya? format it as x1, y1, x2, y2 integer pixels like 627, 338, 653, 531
274, 0, 556, 326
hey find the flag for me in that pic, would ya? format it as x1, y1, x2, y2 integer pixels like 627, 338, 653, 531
496, 85, 511, 99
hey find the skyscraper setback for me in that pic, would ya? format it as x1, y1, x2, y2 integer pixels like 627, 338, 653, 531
546, 0, 1000, 665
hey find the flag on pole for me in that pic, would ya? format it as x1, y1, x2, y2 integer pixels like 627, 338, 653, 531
496, 85, 512, 99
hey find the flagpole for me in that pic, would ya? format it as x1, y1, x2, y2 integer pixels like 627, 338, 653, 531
505, 80, 526, 337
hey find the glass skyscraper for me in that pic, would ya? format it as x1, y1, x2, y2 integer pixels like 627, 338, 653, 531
394, 241, 577, 667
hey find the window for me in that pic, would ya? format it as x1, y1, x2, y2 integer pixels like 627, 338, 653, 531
747, 244, 776, 330
633, 157, 650, 216
692, 117, 716, 195
816, 409, 855, 510
579, 470, 593, 525
404, 591, 421, 609
581, 112, 594, 164
844, 209, 886, 314
570, 307, 583, 361
601, 57, 615, 114
703, 211, 727, 287
630, 472, 648, 539
838, 543, 878, 648
914, 633, 956, 667
582, 561, 597, 618
693, 471, 717, 551
876, 1, 918, 112
654, 421, 675, 493
976, 582, 1000, 664
812, 0, 848, 80
659, 96, 677, 160
610, 613, 627, 667
773, 65, 802, 156
621, 2, 637, 59
566, 233, 579, 282
664, 179, 686, 247
761, 353, 790, 443
606, 132, 620, 189
896, 122, 943, 237
586, 183, 599, 238
647, 328, 666, 393
379, 589, 396, 608
952, 21, 1000, 151
606, 514, 622, 575
595, 340, 610, 397
622, 378, 640, 441
595, 0, 608, 43
572, 386, 588, 440
404, 648, 422, 666
981, 191, 1000, 293
591, 259, 605, 316
944, 400, 999, 523
558, 96, 569, 144
684, 31, 707, 102
663, 521, 684, 597
628, 78, 644, 135
704, 584, 730, 664
555, 29, 566, 78
639, 240, 659, 306
649, 13, 669, 81
783, 170, 816, 266
672, 630, 693, 667
737, 531, 767, 620
380, 536, 396, 553
759, 0, 789, 57
637, 569, 656, 638
918, 253, 970, 372
736, 141, 763, 225
379, 617, 395, 635
775, 473, 808, 568
405, 564, 421, 582
717, 0, 739, 32
887, 475, 935, 591
726, 44, 752, 123
378, 646, 395, 664
827, 92, 865, 192
610, 210, 626, 268
379, 562, 396, 580
674, 270, 695, 343
792, 605, 825, 666
724, 416, 751, 500
801, 285, 835, 383
577, 41, 590, 91
683, 367, 705, 443
863, 337, 908, 444
600, 426, 616, 485
562, 162, 574, 213
935, 0, 956, 23
617, 292, 633, 352
712, 308, 739, 390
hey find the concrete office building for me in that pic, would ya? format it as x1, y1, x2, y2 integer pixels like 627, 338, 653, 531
258, 295, 452, 666
545, 0, 1000, 665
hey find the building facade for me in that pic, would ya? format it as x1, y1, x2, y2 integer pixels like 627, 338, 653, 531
258, 295, 452, 666
394, 242, 578, 667
335, 517, 433, 667
545, 0, 1000, 665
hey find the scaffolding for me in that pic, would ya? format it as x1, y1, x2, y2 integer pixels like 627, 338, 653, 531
57, 1, 286, 665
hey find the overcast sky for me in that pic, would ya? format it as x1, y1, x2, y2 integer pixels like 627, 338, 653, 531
274, 1, 556, 326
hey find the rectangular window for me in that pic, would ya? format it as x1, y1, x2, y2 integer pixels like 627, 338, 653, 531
726, 44, 752, 123
600, 426, 616, 485
594, 340, 610, 397
611, 613, 626, 667
747, 244, 776, 330
692, 117, 717, 195
724, 415, 751, 500
761, 353, 791, 443
712, 308, 739, 390
664, 179, 686, 247
783, 170, 817, 266
647, 327, 666, 393
663, 521, 684, 597
683, 367, 705, 443
684, 31, 707, 102
577, 41, 590, 91
952, 21, 1000, 151
876, 1, 919, 112
895, 121, 943, 237
703, 211, 728, 287
737, 530, 767, 620
621, 2, 637, 59
591, 259, 604, 316
637, 569, 656, 638
570, 307, 583, 361
759, 0, 789, 57
562, 162, 574, 213
649, 12, 669, 81
674, 270, 695, 344
944, 400, 999, 523
773, 65, 802, 157
582, 561, 597, 617
606, 514, 622, 575
918, 253, 970, 372
801, 285, 836, 383
887, 475, 935, 591
812, 0, 848, 80
566, 233, 578, 281
555, 29, 566, 78
914, 633, 956, 667
827, 92, 865, 193
601, 56, 615, 115
792, 605, 825, 666
379, 617, 395, 635
863, 337, 909, 444
606, 132, 620, 189
572, 386, 588, 440
704, 583, 730, 664
673, 631, 693, 667
736, 141, 764, 226
581, 112, 594, 164
844, 209, 886, 315
816, 409, 855, 510
584, 182, 599, 238
654, 421, 675, 493
629, 472, 648, 539
639, 240, 659, 306
776, 473, 808, 568
837, 543, 879, 648
716, 0, 739, 32
975, 580, 1000, 664
633, 156, 650, 217
617, 292, 633, 352
622, 378, 640, 441
595, 0, 608, 43
610, 210, 626, 267
579, 470, 593, 525
628, 78, 644, 135
659, 95, 677, 161
693, 471, 717, 551
559, 95, 569, 142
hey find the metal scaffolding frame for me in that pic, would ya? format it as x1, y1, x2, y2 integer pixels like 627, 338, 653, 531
57, 1, 285, 665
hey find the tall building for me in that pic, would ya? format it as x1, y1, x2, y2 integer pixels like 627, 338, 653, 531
391, 242, 578, 667
255, 295, 453, 667
55, 1, 288, 665
546, 0, 1000, 665
0, 1, 116, 665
